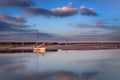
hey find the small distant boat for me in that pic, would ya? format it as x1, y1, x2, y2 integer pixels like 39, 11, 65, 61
33, 47, 46, 53
33, 29, 46, 53
33, 43, 46, 53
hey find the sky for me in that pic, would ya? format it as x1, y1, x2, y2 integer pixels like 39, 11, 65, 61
0, 0, 120, 42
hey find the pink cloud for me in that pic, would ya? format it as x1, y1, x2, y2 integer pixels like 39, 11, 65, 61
51, 2, 78, 17
0, 14, 26, 23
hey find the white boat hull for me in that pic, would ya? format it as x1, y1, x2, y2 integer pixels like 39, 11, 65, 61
33, 47, 46, 53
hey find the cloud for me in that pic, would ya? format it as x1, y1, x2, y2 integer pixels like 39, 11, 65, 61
80, 6, 97, 16
0, 20, 54, 41
0, 21, 16, 31
112, 18, 119, 21
0, 20, 54, 37
51, 2, 78, 17
21, 2, 78, 17
21, 6, 53, 16
95, 19, 107, 25
0, 21, 27, 31
0, 14, 26, 24
69, 17, 120, 31
74, 33, 120, 41
0, 0, 34, 7
21, 2, 98, 17
95, 18, 119, 24
28, 30, 54, 37
67, 21, 120, 41
66, 2, 73, 8
0, 31, 54, 42
0, 14, 28, 32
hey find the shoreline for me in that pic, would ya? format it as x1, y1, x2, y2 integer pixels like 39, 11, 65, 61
0, 44, 120, 53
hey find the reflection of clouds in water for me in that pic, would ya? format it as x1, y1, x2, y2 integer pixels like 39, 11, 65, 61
81, 71, 98, 80
0, 54, 98, 80
96, 59, 120, 80
20, 71, 98, 80
0, 63, 24, 74
0, 49, 119, 80
0, 55, 26, 80
52, 71, 78, 80
0, 55, 26, 75
77, 58, 119, 63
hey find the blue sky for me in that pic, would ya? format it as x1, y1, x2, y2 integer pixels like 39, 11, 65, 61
0, 0, 120, 42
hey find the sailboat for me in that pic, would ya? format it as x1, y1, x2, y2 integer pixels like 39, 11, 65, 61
33, 43, 46, 53
33, 30, 46, 53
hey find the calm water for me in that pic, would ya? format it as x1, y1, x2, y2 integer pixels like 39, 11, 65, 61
0, 49, 120, 80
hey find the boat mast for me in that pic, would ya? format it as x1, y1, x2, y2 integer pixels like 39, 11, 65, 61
34, 24, 39, 47
36, 30, 38, 47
